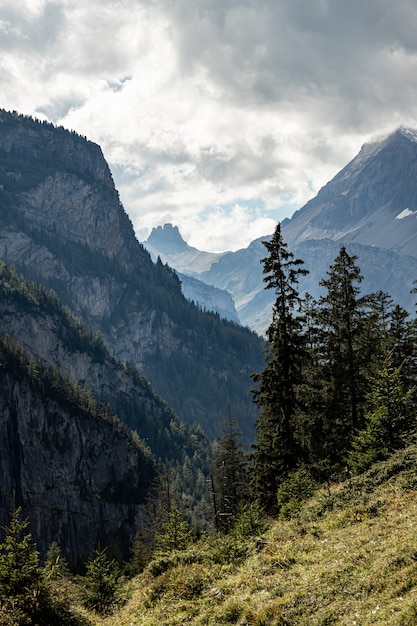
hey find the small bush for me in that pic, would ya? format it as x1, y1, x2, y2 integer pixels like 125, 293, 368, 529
276, 467, 317, 519
231, 501, 268, 540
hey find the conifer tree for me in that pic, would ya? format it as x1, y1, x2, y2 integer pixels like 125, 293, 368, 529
316, 246, 371, 470
348, 353, 416, 474
154, 506, 192, 554
213, 405, 248, 532
81, 547, 122, 615
0, 508, 83, 625
251, 223, 308, 512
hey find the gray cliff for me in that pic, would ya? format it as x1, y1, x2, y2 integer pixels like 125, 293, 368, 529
0, 111, 263, 440
0, 348, 152, 566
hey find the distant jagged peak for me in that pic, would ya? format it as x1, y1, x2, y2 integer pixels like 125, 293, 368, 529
146, 223, 193, 254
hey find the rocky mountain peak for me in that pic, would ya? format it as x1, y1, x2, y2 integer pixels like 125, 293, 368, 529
146, 223, 191, 254
282, 126, 417, 257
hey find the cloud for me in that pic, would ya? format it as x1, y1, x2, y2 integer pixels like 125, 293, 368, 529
1, 0, 417, 250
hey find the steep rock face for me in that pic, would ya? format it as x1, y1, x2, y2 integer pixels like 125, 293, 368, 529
0, 111, 263, 440
0, 113, 140, 267
0, 264, 213, 559
0, 266, 211, 463
0, 365, 150, 566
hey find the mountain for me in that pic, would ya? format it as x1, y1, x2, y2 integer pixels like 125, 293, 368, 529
144, 224, 239, 322
0, 111, 264, 441
283, 127, 417, 254
145, 223, 226, 274
0, 340, 152, 568
147, 129, 417, 335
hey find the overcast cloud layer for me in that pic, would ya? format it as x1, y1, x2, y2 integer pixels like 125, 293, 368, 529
1, 1, 417, 251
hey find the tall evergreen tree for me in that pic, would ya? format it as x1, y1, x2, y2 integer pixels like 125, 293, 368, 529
251, 223, 308, 512
293, 293, 330, 473
315, 246, 372, 470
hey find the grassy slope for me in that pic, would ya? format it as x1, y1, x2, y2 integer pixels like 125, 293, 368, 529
81, 446, 417, 625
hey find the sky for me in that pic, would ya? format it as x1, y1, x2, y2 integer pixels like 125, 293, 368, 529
1, 1, 417, 252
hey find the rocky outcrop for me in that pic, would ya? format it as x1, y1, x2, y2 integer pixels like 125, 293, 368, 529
0, 264, 211, 463
283, 128, 417, 257
144, 224, 238, 322
177, 272, 240, 323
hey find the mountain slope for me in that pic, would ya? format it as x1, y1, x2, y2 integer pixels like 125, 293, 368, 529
0, 111, 264, 441
283, 127, 417, 256
88, 445, 417, 625
0, 262, 218, 561
145, 223, 226, 274
144, 224, 239, 322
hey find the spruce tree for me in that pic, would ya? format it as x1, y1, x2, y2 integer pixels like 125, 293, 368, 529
81, 547, 122, 615
316, 246, 371, 470
251, 223, 308, 512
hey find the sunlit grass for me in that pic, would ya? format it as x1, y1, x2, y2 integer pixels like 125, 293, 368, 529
79, 446, 417, 625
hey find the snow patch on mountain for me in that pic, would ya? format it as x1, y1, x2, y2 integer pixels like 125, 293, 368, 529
399, 127, 417, 143
396, 208, 416, 220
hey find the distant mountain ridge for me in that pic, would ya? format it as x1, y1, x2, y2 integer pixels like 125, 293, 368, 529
145, 223, 226, 274
145, 128, 417, 335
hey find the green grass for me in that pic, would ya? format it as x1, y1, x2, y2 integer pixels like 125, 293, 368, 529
71, 446, 417, 624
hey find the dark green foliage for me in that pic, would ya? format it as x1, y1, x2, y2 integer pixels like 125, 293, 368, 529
314, 246, 372, 467
251, 223, 308, 511
81, 547, 123, 615
0, 509, 42, 598
145, 316, 263, 443
230, 501, 268, 540
252, 234, 417, 508
0, 508, 87, 625
0, 260, 214, 530
349, 354, 416, 474
212, 406, 249, 532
